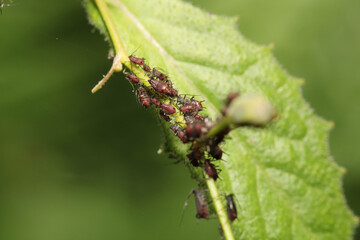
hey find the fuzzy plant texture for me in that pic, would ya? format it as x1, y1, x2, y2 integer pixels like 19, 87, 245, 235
85, 0, 357, 239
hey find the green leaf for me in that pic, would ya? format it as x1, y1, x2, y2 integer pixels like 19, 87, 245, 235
85, 0, 358, 239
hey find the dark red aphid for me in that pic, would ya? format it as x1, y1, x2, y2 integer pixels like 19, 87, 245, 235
209, 145, 223, 160
194, 115, 204, 121
170, 88, 178, 97
159, 110, 171, 122
211, 127, 231, 146
170, 125, 188, 143
180, 104, 196, 113
190, 99, 203, 111
186, 121, 204, 139
129, 55, 145, 65
151, 98, 161, 107
137, 88, 151, 108
204, 159, 219, 181
152, 68, 168, 81
148, 79, 177, 97
187, 150, 203, 166
143, 64, 151, 72
192, 189, 210, 219
125, 74, 140, 84
226, 194, 238, 222
160, 103, 176, 115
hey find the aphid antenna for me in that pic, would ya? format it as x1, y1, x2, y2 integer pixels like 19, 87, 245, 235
128, 47, 141, 59
179, 189, 196, 226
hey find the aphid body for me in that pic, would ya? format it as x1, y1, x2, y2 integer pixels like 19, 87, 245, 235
186, 121, 205, 139
190, 99, 203, 111
209, 145, 223, 160
226, 194, 238, 222
187, 150, 203, 166
192, 189, 210, 219
152, 68, 168, 81
143, 64, 151, 72
151, 97, 161, 107
180, 104, 196, 113
160, 103, 176, 115
129, 55, 145, 65
148, 79, 177, 97
137, 88, 151, 108
125, 73, 140, 84
170, 125, 188, 143
204, 159, 219, 181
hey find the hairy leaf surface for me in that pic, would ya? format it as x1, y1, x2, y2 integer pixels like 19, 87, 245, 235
85, 0, 357, 239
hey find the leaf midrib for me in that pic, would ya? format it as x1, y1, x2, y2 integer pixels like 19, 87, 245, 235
111, 0, 217, 113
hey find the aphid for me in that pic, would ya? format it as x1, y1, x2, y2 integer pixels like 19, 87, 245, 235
137, 88, 151, 108
160, 103, 176, 115
148, 79, 177, 97
125, 73, 140, 84
186, 150, 203, 167
192, 189, 210, 219
152, 68, 168, 81
180, 104, 196, 113
186, 121, 204, 139
143, 64, 151, 72
129, 55, 145, 65
159, 110, 171, 122
210, 127, 231, 146
190, 99, 203, 111
208, 145, 223, 160
226, 194, 238, 222
194, 114, 204, 121
170, 88, 178, 97
151, 97, 161, 107
204, 159, 219, 181
170, 125, 188, 143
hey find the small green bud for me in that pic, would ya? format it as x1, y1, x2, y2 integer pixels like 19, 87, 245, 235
227, 95, 276, 126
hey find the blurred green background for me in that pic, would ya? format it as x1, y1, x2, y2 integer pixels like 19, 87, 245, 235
0, 0, 359, 239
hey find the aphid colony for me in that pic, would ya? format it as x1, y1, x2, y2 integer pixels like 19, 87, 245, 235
126, 55, 239, 222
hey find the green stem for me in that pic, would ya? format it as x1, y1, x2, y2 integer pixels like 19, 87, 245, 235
205, 171, 235, 240
93, 0, 128, 62
206, 116, 232, 139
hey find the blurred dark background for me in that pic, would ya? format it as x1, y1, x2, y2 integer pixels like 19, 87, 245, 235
0, 0, 359, 239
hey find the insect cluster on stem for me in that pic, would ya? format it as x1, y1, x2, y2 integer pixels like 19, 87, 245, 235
124, 54, 241, 225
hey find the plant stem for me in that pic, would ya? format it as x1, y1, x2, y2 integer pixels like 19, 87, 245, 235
93, 0, 128, 63
205, 171, 235, 240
